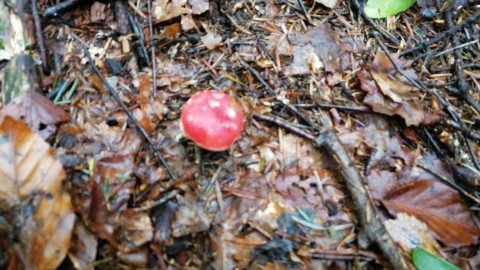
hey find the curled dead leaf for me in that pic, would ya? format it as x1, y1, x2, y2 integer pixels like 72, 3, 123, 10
0, 116, 75, 269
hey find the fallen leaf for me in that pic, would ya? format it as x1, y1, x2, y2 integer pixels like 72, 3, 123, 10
0, 116, 75, 269
189, 0, 209, 14
0, 90, 68, 139
314, 0, 339, 9
71, 155, 135, 246
381, 180, 480, 247
68, 220, 98, 270
201, 31, 222, 50
153, 0, 191, 23
384, 213, 441, 253
358, 70, 442, 126
364, 0, 416, 18
371, 71, 419, 102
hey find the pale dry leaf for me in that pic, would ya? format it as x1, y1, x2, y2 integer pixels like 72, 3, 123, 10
0, 90, 68, 139
189, 0, 209, 14
68, 220, 98, 270
201, 31, 222, 50
0, 116, 75, 270
153, 0, 191, 23
371, 71, 419, 102
315, 0, 340, 8
385, 213, 442, 253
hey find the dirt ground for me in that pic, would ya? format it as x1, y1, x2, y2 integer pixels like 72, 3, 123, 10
0, 0, 479, 269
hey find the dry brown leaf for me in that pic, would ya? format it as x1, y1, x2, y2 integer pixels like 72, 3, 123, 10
0, 90, 68, 139
68, 220, 98, 270
71, 155, 135, 246
371, 71, 419, 102
153, 0, 191, 23
358, 70, 441, 126
0, 116, 75, 269
381, 180, 480, 247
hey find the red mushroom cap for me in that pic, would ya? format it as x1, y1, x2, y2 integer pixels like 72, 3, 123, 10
180, 90, 244, 151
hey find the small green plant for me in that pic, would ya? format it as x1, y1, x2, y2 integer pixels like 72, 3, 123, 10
364, 0, 416, 18
412, 247, 461, 270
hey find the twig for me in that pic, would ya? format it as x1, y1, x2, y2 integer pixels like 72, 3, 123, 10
351, 0, 400, 46
128, 12, 150, 65
31, 0, 48, 72
132, 189, 179, 212
244, 64, 320, 131
446, 11, 468, 93
296, 0, 312, 25
314, 102, 373, 113
401, 12, 480, 56
416, 163, 480, 204
432, 39, 479, 59
253, 112, 412, 269
44, 0, 82, 18
74, 35, 177, 180
147, 0, 158, 97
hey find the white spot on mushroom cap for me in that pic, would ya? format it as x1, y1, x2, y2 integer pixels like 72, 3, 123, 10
212, 93, 225, 99
209, 100, 221, 108
226, 108, 237, 119
186, 115, 194, 122
222, 122, 238, 131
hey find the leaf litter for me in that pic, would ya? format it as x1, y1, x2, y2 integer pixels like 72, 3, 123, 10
0, 0, 479, 269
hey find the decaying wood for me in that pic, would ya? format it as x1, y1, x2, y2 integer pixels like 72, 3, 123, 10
0, 0, 41, 104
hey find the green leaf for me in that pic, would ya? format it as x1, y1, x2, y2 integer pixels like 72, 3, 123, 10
412, 247, 461, 270
364, 0, 416, 18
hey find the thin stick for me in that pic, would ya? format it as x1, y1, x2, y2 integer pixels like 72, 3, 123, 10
31, 0, 48, 72
147, 0, 157, 97
44, 0, 82, 17
244, 64, 321, 131
401, 12, 480, 56
351, 0, 400, 46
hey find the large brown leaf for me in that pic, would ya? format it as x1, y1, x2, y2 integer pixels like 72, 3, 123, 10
0, 90, 68, 139
0, 116, 75, 269
381, 180, 480, 247
71, 155, 135, 246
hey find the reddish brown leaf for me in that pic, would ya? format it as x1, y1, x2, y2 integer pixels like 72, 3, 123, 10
71, 155, 135, 246
358, 70, 442, 126
0, 90, 68, 139
371, 51, 412, 73
68, 220, 98, 270
381, 180, 480, 247
0, 116, 75, 269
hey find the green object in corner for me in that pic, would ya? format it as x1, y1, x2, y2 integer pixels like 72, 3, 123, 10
364, 0, 417, 18
412, 247, 461, 270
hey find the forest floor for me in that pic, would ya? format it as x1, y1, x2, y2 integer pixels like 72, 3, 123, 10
0, 0, 480, 269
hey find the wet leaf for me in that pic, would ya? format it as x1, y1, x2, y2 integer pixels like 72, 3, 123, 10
68, 220, 98, 270
0, 90, 68, 139
381, 180, 480, 247
358, 70, 442, 126
0, 116, 75, 269
71, 155, 135, 246
364, 0, 416, 18
413, 247, 461, 270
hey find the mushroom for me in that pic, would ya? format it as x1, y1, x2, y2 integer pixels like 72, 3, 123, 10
180, 90, 244, 151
